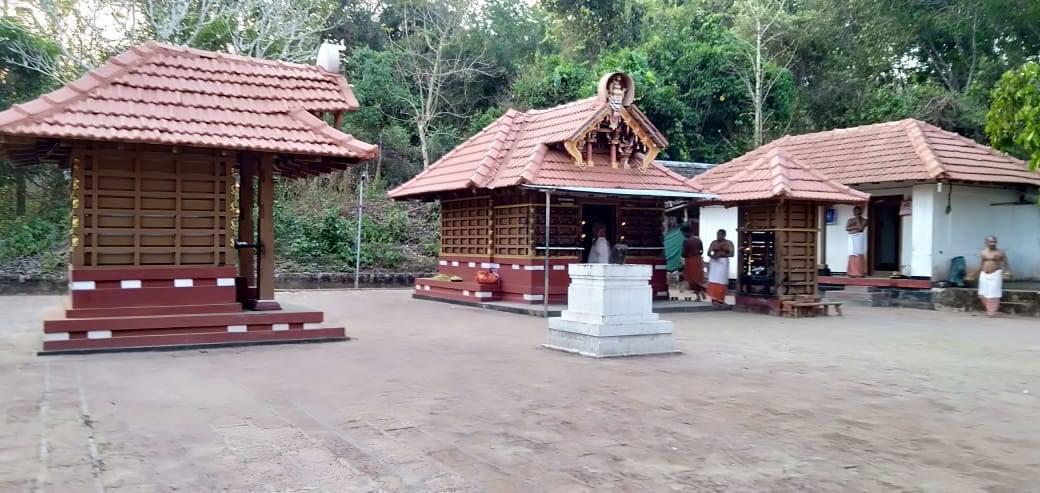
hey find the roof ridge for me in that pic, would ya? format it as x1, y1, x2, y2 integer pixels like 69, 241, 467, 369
521, 96, 599, 116
0, 42, 160, 129
916, 119, 1028, 167
903, 119, 947, 180
470, 110, 520, 188
389, 110, 519, 198
286, 108, 377, 158
785, 118, 912, 143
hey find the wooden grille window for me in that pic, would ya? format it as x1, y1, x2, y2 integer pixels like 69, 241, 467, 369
72, 146, 231, 267
618, 207, 663, 251
532, 204, 580, 258
493, 204, 530, 257
440, 197, 490, 256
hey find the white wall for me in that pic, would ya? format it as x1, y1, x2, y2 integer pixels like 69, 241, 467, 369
823, 185, 915, 275
910, 184, 936, 277
698, 205, 739, 279
930, 184, 1040, 280
824, 204, 855, 270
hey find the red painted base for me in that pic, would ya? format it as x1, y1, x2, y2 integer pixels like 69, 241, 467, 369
45, 266, 342, 354
429, 256, 669, 305
734, 295, 782, 316
41, 309, 342, 353
819, 275, 931, 289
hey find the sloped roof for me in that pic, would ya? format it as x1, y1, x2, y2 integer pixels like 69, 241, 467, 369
708, 147, 869, 203
389, 96, 692, 199
692, 119, 1039, 189
0, 40, 376, 161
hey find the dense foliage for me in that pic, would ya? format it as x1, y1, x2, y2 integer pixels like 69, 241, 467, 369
987, 63, 1040, 172
1, 0, 1038, 275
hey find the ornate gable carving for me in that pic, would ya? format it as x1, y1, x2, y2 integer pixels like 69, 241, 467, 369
563, 72, 662, 171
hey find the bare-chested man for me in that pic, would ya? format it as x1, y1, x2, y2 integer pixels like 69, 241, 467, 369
846, 206, 867, 277
706, 229, 734, 305
978, 235, 1010, 317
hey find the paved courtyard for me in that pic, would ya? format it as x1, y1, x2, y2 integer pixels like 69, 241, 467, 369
2, 290, 1038, 492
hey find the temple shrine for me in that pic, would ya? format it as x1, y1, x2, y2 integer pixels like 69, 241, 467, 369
0, 41, 376, 353
704, 147, 869, 315
389, 73, 711, 307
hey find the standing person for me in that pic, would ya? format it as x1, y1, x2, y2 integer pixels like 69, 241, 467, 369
681, 224, 706, 301
978, 235, 1010, 318
587, 222, 612, 264
846, 206, 868, 277
706, 229, 734, 305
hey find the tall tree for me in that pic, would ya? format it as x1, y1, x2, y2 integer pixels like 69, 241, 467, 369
731, 0, 795, 147
389, 0, 491, 168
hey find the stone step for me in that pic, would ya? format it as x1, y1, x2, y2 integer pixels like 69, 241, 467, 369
824, 289, 892, 307
841, 285, 881, 293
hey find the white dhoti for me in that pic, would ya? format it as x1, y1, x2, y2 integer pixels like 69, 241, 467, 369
978, 270, 1003, 299
706, 257, 730, 303
847, 232, 866, 277
848, 232, 866, 256
708, 257, 729, 285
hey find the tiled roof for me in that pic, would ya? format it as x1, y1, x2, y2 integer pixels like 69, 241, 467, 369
692, 119, 1039, 189
0, 40, 376, 160
389, 97, 693, 199
708, 147, 869, 203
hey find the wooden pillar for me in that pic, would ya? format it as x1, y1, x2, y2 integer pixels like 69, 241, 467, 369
254, 154, 280, 310
238, 160, 256, 286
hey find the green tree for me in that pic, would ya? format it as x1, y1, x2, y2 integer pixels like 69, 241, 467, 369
986, 62, 1040, 171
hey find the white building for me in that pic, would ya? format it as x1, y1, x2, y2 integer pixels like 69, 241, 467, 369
691, 119, 1040, 281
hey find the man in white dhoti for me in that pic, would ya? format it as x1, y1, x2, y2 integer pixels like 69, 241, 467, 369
978, 235, 1010, 317
587, 222, 612, 264
846, 206, 867, 277
707, 229, 733, 305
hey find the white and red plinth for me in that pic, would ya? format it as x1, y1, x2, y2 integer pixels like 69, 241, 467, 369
545, 264, 676, 358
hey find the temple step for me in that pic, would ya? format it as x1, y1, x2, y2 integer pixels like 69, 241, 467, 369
65, 303, 243, 319
40, 310, 344, 353
71, 285, 237, 308
824, 288, 892, 307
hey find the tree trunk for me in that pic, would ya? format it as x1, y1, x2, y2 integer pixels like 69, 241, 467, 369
417, 120, 431, 169
754, 25, 764, 148
15, 168, 26, 216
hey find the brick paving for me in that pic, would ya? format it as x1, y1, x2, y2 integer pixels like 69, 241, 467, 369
2, 290, 1039, 492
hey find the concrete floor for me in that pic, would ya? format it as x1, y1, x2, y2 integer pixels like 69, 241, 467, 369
2, 290, 1038, 492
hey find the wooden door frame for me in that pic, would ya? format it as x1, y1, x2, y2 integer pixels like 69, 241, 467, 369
867, 195, 902, 275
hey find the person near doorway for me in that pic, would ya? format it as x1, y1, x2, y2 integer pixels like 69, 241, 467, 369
706, 229, 733, 305
846, 206, 868, 277
978, 235, 1010, 317
587, 222, 612, 264
681, 224, 706, 301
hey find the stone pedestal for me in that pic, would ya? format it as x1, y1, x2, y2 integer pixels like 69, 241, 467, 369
545, 264, 676, 358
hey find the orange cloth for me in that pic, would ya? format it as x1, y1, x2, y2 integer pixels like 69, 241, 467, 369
707, 282, 727, 304
683, 257, 705, 291
847, 255, 866, 277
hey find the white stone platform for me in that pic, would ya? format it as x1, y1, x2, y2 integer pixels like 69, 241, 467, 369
545, 264, 676, 358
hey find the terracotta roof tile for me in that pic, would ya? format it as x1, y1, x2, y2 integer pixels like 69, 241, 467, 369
708, 148, 869, 203
0, 40, 375, 160
389, 95, 693, 199
692, 119, 1038, 190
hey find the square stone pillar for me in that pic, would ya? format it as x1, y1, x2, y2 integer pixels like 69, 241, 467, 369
545, 264, 675, 358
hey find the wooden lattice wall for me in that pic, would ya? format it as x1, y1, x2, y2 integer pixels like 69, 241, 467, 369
619, 206, 664, 254
71, 144, 232, 267
440, 197, 491, 257
738, 201, 819, 297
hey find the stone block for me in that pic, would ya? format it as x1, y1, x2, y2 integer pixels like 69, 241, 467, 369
545, 264, 677, 358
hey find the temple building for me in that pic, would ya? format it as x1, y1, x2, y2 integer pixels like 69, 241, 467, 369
692, 120, 1040, 286
389, 73, 710, 306
0, 41, 376, 353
